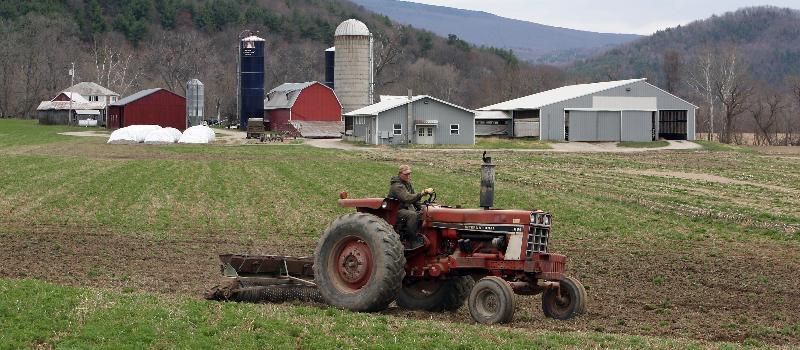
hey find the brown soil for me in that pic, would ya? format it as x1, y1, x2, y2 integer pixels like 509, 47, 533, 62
2, 224, 798, 345
619, 169, 798, 194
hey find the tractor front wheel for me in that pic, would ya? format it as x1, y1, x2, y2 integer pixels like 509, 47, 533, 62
541, 276, 586, 320
313, 213, 405, 312
396, 276, 474, 311
468, 276, 516, 324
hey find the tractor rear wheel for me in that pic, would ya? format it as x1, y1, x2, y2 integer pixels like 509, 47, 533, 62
396, 276, 474, 311
468, 276, 516, 324
313, 213, 405, 312
541, 276, 586, 320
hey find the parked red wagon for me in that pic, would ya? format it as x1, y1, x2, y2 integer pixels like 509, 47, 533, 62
107, 88, 187, 131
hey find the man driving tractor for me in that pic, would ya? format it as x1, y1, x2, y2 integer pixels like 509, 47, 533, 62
388, 164, 433, 250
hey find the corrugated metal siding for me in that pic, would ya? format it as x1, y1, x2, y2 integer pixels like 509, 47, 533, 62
620, 111, 652, 141
597, 111, 621, 141
568, 111, 597, 141
374, 97, 474, 145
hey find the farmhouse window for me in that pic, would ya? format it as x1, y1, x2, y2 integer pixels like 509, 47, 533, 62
450, 124, 459, 135
393, 124, 402, 135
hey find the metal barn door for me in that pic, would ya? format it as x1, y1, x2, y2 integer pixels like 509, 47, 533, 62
568, 111, 598, 141
596, 111, 621, 141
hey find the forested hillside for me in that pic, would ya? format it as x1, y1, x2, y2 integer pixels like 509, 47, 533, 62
570, 7, 800, 88
0, 0, 564, 119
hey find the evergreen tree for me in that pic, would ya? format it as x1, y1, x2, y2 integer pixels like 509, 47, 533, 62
76, 0, 107, 39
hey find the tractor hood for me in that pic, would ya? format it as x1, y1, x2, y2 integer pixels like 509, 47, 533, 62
424, 207, 533, 226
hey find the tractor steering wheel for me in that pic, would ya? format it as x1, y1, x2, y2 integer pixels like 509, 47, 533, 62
423, 191, 437, 205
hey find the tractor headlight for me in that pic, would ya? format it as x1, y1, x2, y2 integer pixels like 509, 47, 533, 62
531, 212, 541, 224
531, 212, 551, 226
381, 200, 388, 209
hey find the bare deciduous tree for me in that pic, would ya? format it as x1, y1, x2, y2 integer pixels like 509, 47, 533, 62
93, 35, 143, 96
687, 50, 717, 140
713, 48, 754, 144
144, 30, 210, 95
749, 89, 786, 145
373, 29, 406, 88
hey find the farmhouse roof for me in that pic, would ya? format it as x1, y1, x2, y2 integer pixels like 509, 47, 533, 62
478, 79, 646, 111
52, 92, 90, 103
62, 82, 119, 97
345, 95, 473, 117
36, 100, 105, 111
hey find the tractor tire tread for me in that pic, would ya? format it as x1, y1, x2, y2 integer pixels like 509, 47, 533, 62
313, 212, 405, 312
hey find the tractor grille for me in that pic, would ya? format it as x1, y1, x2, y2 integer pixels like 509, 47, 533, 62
526, 226, 549, 256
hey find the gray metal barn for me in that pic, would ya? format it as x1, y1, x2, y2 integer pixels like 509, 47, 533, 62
478, 79, 697, 141
345, 95, 474, 145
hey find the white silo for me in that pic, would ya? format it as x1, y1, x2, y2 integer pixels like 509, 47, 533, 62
334, 19, 373, 114
186, 79, 205, 126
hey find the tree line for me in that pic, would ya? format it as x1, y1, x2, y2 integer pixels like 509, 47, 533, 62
1, 1, 798, 145
0, 0, 562, 123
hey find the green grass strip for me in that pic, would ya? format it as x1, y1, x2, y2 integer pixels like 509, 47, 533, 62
0, 279, 743, 349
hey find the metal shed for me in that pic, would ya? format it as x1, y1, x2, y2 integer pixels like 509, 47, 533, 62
345, 95, 474, 145
478, 79, 697, 141
107, 88, 187, 131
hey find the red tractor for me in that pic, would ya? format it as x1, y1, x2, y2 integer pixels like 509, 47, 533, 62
212, 154, 585, 324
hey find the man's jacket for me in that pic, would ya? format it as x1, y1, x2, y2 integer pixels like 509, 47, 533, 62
388, 176, 423, 210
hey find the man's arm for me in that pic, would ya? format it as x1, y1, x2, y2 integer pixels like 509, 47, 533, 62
390, 182, 423, 204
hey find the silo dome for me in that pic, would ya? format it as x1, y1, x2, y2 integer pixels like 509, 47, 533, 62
335, 19, 370, 37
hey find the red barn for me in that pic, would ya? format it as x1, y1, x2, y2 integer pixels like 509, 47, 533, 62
264, 81, 342, 137
107, 88, 187, 130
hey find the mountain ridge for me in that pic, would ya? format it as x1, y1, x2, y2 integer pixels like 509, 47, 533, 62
349, 0, 641, 64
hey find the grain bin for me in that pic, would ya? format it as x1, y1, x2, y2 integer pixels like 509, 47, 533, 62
333, 19, 373, 114
186, 79, 204, 127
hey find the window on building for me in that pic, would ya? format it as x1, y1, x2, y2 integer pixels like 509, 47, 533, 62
450, 124, 459, 135
88, 95, 98, 102
393, 123, 402, 135
111, 96, 117, 102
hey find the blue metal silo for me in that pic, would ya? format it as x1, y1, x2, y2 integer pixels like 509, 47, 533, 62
324, 47, 335, 89
239, 35, 266, 129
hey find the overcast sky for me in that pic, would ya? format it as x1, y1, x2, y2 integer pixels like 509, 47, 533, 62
403, 1, 800, 34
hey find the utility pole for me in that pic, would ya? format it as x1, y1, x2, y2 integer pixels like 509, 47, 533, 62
68, 62, 74, 125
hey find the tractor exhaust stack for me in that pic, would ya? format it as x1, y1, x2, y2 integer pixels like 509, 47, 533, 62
480, 151, 495, 209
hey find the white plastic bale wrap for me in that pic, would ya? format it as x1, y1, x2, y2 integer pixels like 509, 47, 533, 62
178, 125, 215, 144
144, 127, 182, 144
107, 125, 162, 144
